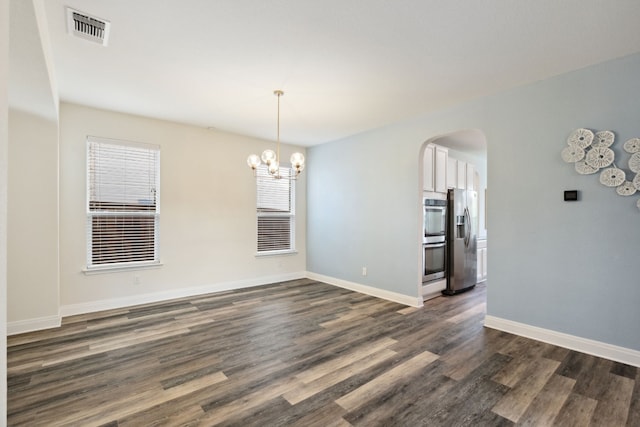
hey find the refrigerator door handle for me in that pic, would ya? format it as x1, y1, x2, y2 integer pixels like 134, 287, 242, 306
464, 208, 471, 247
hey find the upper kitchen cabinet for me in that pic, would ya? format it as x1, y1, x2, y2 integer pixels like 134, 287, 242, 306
434, 146, 448, 193
456, 160, 467, 190
424, 144, 448, 193
466, 163, 475, 191
424, 144, 435, 191
447, 157, 457, 189
447, 157, 477, 191
447, 158, 466, 189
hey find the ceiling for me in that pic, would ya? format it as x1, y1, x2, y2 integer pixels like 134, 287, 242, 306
12, 1, 640, 147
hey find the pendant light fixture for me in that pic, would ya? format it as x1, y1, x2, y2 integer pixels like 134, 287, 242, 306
247, 90, 305, 178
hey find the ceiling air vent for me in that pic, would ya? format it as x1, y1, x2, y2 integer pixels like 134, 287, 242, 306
66, 7, 110, 46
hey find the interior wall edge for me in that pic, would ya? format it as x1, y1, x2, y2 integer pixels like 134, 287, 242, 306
1, 0, 9, 420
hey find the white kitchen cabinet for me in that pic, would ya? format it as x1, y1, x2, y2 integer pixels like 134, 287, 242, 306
448, 157, 479, 193
466, 163, 475, 191
477, 240, 487, 282
423, 144, 435, 191
474, 171, 480, 194
456, 160, 466, 190
434, 146, 448, 193
423, 144, 448, 193
447, 157, 457, 189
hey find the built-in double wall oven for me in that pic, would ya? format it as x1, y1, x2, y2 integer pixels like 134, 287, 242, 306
423, 198, 447, 282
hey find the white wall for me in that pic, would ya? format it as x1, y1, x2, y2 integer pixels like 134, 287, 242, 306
59, 103, 306, 313
7, 110, 60, 327
7, 0, 61, 335
1, 0, 8, 419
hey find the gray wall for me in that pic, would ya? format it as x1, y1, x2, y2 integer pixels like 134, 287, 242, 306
307, 52, 640, 351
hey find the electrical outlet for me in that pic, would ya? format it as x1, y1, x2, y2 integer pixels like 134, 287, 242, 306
362, 267, 367, 276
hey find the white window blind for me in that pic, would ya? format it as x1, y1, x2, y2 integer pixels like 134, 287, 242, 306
256, 165, 295, 253
87, 137, 160, 268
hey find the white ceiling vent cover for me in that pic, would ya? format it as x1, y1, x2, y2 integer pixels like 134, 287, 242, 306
66, 7, 110, 46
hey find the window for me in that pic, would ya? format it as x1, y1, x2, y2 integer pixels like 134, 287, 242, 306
87, 137, 160, 269
256, 165, 295, 254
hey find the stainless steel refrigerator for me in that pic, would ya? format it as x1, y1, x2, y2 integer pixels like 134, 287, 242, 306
443, 188, 478, 295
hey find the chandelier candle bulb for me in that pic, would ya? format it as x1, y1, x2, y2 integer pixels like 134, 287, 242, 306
268, 160, 279, 176
290, 152, 305, 174
247, 154, 261, 170
261, 149, 276, 165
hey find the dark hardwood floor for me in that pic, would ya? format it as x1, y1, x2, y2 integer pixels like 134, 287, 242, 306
7, 279, 640, 426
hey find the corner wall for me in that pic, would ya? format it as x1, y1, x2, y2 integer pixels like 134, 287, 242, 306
58, 103, 307, 314
307, 52, 640, 354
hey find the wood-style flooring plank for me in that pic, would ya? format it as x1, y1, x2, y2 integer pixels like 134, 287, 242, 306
289, 402, 352, 427
590, 372, 635, 426
440, 326, 513, 381
335, 350, 440, 411
517, 373, 575, 426
553, 392, 599, 426
411, 352, 512, 427
294, 337, 397, 384
491, 356, 560, 422
283, 348, 397, 405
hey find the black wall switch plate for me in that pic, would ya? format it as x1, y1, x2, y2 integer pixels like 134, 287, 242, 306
564, 190, 579, 201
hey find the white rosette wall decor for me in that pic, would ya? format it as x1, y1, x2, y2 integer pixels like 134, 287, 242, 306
575, 160, 598, 175
563, 128, 640, 213
585, 147, 615, 169
629, 152, 640, 173
592, 131, 615, 148
599, 167, 625, 187
616, 181, 636, 196
623, 138, 640, 154
567, 128, 594, 148
561, 145, 585, 163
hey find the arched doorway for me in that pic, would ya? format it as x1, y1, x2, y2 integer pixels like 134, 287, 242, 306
418, 129, 488, 301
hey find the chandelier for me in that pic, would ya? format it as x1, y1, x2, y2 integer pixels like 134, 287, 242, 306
247, 90, 305, 178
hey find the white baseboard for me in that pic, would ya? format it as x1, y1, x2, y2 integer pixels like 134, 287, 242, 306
484, 315, 640, 368
306, 272, 423, 307
14, 271, 418, 334
8, 314, 61, 335
59, 271, 307, 318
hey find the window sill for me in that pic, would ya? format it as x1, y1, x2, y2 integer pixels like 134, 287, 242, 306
83, 262, 163, 275
255, 250, 298, 258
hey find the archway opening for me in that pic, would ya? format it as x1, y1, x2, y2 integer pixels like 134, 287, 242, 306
418, 129, 488, 302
